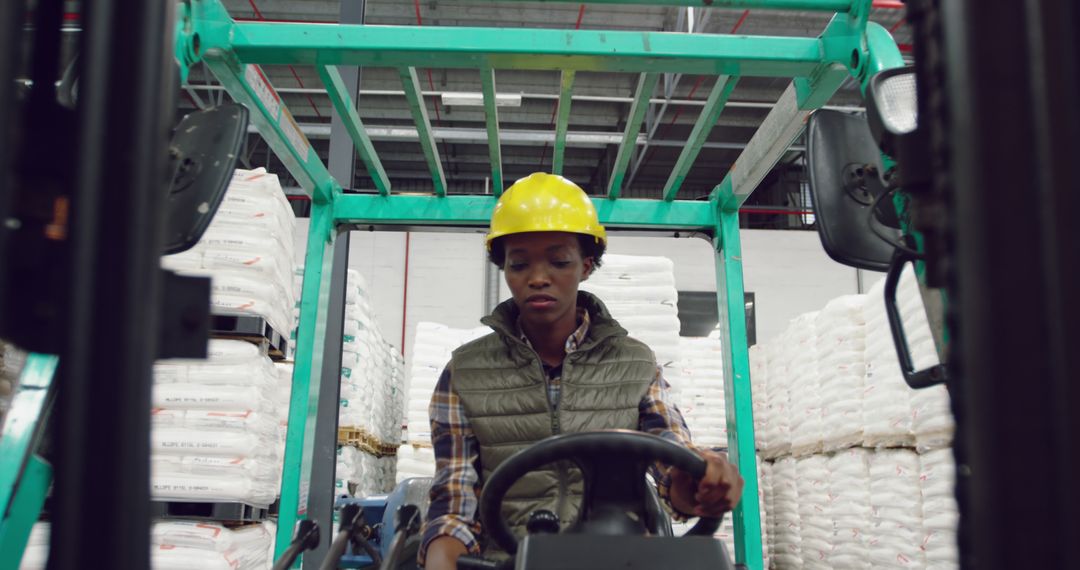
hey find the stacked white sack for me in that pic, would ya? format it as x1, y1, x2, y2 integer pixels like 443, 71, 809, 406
336, 445, 398, 498
151, 521, 274, 570
862, 276, 916, 447
796, 455, 834, 569
827, 448, 873, 569
749, 344, 769, 452
787, 312, 824, 456
337, 270, 404, 497
771, 457, 803, 569
20, 520, 277, 570
400, 322, 490, 481
405, 322, 490, 446
890, 268, 954, 451
163, 168, 296, 338
920, 449, 959, 569
578, 254, 681, 369
339, 270, 404, 447
272, 362, 293, 462
670, 336, 728, 449
152, 339, 286, 506
762, 339, 792, 459
396, 443, 438, 483
762, 460, 776, 565
815, 295, 867, 452
867, 449, 925, 568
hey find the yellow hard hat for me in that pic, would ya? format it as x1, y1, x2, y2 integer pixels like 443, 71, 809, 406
486, 173, 607, 249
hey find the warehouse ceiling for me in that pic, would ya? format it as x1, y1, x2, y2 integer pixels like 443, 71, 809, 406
178, 1, 912, 202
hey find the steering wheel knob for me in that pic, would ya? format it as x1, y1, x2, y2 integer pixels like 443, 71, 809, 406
526, 510, 561, 535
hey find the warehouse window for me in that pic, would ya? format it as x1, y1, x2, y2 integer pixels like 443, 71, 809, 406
676, 291, 756, 346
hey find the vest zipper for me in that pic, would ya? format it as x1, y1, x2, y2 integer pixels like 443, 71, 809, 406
552, 352, 573, 525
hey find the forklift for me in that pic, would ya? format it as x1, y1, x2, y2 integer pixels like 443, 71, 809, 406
0, 0, 1077, 569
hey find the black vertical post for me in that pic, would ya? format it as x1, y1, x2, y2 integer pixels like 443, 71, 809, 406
303, 1, 364, 566
945, 0, 1080, 567
50, 0, 174, 568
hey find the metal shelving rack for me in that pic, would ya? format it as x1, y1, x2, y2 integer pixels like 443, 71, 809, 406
170, 1, 905, 567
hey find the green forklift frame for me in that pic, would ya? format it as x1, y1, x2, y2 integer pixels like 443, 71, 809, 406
171, 1, 902, 567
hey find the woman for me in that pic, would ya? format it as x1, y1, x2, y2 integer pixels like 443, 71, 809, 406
420, 173, 743, 569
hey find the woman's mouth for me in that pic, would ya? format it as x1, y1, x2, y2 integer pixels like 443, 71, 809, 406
525, 295, 557, 310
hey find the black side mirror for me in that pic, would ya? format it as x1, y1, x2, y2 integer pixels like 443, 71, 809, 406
164, 103, 249, 254
805, 109, 901, 271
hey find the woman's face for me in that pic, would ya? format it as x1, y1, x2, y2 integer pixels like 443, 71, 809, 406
502, 232, 594, 330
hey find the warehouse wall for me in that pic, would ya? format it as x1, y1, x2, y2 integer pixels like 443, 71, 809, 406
294, 220, 486, 360
295, 222, 863, 358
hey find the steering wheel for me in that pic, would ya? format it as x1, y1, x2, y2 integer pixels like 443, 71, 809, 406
478, 430, 723, 555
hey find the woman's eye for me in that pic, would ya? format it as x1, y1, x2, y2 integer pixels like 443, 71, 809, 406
551, 260, 571, 268
508, 262, 527, 271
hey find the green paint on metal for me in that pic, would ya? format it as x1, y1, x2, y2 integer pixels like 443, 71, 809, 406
186, 0, 238, 54
714, 208, 764, 570
716, 71, 848, 210
662, 75, 739, 201
552, 70, 576, 175
333, 193, 717, 230
608, 73, 659, 199
229, 24, 834, 78
399, 67, 447, 196
0, 354, 57, 522
0, 457, 50, 570
318, 65, 391, 195
794, 62, 850, 110
472, 0, 853, 8
0, 456, 51, 570
862, 21, 906, 91
479, 68, 504, 195
203, 57, 337, 204
174, 2, 197, 84
275, 203, 338, 562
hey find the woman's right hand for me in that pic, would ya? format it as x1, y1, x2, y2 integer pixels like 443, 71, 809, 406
424, 536, 469, 570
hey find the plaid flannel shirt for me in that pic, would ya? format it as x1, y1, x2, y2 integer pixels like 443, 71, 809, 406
418, 309, 694, 564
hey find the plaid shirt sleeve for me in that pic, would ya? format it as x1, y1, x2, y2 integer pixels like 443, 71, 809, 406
418, 366, 483, 565
639, 365, 696, 521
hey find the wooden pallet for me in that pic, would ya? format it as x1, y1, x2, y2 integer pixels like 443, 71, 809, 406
337, 426, 399, 457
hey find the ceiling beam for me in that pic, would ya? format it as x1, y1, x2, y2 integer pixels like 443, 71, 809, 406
552, 70, 576, 175
607, 73, 659, 199
398, 67, 447, 196
663, 75, 739, 201
318, 65, 391, 195
479, 67, 504, 195
246, 123, 807, 151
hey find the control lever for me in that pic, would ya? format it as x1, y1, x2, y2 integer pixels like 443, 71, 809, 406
271, 520, 320, 570
379, 504, 422, 570
321, 504, 381, 570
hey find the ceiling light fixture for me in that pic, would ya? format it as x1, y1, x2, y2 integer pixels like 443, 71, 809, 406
441, 92, 522, 107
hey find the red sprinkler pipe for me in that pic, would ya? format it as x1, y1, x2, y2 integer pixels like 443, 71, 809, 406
401, 232, 411, 358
